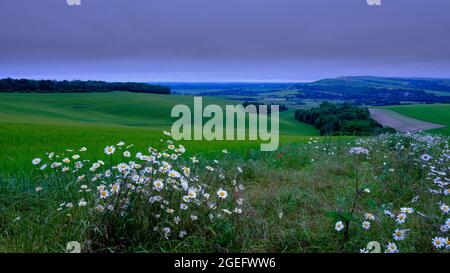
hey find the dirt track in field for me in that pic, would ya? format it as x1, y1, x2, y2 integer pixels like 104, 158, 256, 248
369, 108, 446, 133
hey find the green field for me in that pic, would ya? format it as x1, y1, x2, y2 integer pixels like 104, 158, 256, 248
0, 92, 318, 175
0, 92, 449, 253
382, 104, 450, 135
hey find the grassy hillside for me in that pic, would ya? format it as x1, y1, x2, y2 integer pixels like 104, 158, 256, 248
0, 92, 316, 133
382, 104, 450, 135
0, 92, 318, 174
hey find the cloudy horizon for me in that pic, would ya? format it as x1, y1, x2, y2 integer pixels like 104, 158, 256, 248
1, 0, 450, 82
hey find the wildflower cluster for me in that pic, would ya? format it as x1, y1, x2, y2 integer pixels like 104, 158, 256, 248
350, 133, 449, 253
32, 131, 245, 243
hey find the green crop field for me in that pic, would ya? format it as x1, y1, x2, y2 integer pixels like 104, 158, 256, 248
0, 92, 318, 175
381, 104, 450, 135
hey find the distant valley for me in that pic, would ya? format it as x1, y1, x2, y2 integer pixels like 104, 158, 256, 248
157, 76, 450, 108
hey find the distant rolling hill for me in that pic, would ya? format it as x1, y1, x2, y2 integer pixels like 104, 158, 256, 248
308, 76, 450, 91
295, 76, 450, 105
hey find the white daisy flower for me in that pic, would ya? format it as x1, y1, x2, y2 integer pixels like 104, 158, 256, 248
440, 204, 449, 214
217, 188, 228, 199
179, 230, 187, 238
78, 199, 87, 207
32, 158, 42, 165
166, 208, 174, 214
75, 161, 83, 169
190, 157, 199, 163
400, 207, 414, 214
168, 170, 181, 178
432, 237, 446, 248
110, 183, 120, 194
117, 163, 129, 172
187, 188, 197, 199
364, 213, 376, 220
385, 242, 399, 253
362, 221, 371, 230
163, 227, 171, 239
182, 166, 190, 176
396, 213, 407, 224
153, 179, 164, 191
393, 229, 408, 241
384, 210, 395, 218
104, 145, 116, 155
99, 189, 109, 199
335, 221, 344, 232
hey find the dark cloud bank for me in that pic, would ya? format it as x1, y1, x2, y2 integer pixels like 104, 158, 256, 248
1, 0, 449, 82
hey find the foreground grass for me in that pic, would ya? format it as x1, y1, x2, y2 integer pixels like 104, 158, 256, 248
0, 133, 448, 253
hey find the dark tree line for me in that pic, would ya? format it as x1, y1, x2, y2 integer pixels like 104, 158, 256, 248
0, 78, 171, 94
294, 102, 394, 136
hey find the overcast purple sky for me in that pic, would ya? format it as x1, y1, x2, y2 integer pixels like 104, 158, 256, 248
1, 0, 449, 82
